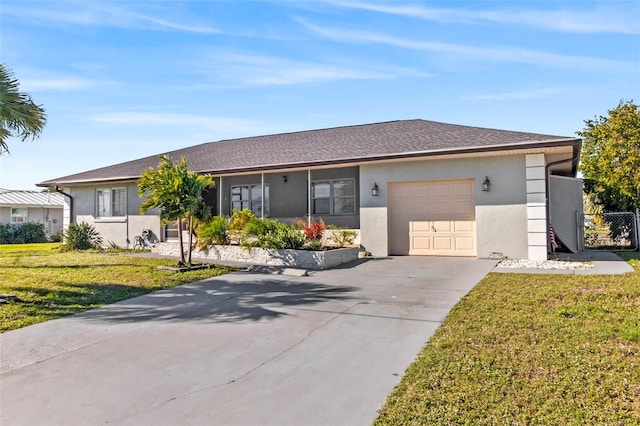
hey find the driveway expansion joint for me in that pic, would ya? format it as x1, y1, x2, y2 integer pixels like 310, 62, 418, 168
102, 301, 363, 424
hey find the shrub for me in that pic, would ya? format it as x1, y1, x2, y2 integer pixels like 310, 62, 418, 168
326, 225, 357, 247
229, 209, 255, 233
0, 223, 17, 243
307, 239, 323, 251
242, 218, 305, 250
0, 222, 47, 244
197, 215, 230, 247
62, 222, 103, 250
229, 209, 255, 243
298, 218, 326, 241
49, 233, 63, 243
276, 224, 306, 250
17, 222, 47, 243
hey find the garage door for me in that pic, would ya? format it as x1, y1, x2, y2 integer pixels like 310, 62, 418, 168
389, 179, 476, 256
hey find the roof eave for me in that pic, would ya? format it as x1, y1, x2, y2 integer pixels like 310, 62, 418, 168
37, 137, 581, 186
37, 176, 140, 188
0, 203, 64, 208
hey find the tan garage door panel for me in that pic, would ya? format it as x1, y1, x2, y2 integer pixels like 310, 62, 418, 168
390, 180, 476, 256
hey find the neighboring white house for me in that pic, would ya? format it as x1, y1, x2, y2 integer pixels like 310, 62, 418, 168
0, 189, 65, 238
37, 119, 583, 260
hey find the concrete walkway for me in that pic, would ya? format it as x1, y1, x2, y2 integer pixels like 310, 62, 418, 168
0, 257, 496, 426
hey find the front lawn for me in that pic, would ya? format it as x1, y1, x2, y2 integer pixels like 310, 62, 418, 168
0, 244, 234, 332
376, 253, 640, 425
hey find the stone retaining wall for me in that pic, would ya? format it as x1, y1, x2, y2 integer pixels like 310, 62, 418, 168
158, 243, 359, 270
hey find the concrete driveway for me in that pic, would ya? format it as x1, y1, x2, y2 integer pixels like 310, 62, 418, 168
0, 256, 496, 426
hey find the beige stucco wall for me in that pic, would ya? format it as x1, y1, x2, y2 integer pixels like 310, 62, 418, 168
70, 182, 160, 248
360, 154, 529, 259
77, 214, 160, 248
70, 182, 149, 217
549, 175, 583, 252
476, 204, 528, 259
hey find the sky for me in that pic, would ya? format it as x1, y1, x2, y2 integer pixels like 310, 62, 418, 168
1, 0, 638, 190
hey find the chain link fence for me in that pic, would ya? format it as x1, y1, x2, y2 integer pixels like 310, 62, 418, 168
581, 211, 638, 251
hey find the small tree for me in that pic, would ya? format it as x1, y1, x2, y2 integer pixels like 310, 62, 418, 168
0, 64, 47, 155
181, 169, 215, 265
578, 100, 640, 211
138, 155, 214, 266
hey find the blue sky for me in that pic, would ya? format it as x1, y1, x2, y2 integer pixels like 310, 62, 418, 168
1, 0, 638, 190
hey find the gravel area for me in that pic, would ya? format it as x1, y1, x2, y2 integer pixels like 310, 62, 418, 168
496, 259, 594, 270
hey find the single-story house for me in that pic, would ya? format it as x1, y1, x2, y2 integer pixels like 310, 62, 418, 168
37, 119, 583, 260
0, 189, 65, 238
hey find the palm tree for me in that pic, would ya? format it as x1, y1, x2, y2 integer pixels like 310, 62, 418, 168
138, 155, 214, 266
181, 171, 215, 265
0, 64, 47, 155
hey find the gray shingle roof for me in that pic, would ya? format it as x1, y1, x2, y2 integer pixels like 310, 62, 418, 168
38, 119, 580, 186
0, 189, 65, 208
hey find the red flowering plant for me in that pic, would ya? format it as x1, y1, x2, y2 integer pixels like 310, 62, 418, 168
295, 217, 326, 250
304, 222, 326, 241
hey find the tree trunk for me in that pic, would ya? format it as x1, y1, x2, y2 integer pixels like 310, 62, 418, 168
177, 217, 186, 266
187, 216, 193, 266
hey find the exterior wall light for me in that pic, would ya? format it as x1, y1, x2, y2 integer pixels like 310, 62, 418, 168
482, 176, 491, 192
282, 175, 288, 183
372, 182, 379, 196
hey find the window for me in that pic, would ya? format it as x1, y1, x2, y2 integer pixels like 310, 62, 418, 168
11, 208, 28, 223
312, 179, 355, 215
231, 184, 269, 216
96, 188, 126, 217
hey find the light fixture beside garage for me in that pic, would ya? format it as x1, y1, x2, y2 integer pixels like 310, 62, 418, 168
282, 175, 288, 183
372, 182, 379, 196
482, 176, 491, 192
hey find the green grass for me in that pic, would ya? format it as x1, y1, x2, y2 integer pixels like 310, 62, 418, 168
0, 242, 61, 253
375, 253, 640, 425
0, 243, 234, 332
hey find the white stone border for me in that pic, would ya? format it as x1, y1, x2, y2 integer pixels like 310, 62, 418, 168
158, 242, 359, 270
496, 259, 593, 270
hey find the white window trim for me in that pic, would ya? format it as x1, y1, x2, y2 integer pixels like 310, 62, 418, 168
96, 187, 127, 218
230, 183, 270, 217
11, 208, 28, 223
312, 178, 356, 216
94, 217, 128, 223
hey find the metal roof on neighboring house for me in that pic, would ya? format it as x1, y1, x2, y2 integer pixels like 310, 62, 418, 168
37, 119, 581, 187
0, 189, 65, 208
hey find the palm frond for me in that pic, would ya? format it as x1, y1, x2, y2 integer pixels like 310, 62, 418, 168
0, 64, 47, 154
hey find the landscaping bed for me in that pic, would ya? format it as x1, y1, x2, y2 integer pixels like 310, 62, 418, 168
158, 242, 359, 270
165, 210, 361, 270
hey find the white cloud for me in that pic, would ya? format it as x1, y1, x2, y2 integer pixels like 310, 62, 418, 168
88, 113, 289, 138
322, 1, 640, 35
194, 51, 430, 87
300, 20, 637, 72
124, 9, 221, 34
3, 2, 221, 34
21, 77, 98, 92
